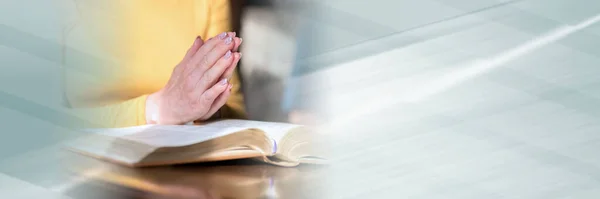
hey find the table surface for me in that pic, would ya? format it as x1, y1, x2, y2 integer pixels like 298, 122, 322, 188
57, 152, 326, 199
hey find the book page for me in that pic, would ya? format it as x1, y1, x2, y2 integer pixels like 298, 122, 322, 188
203, 120, 302, 142
85, 124, 247, 147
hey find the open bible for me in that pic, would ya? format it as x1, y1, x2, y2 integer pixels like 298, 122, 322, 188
65, 119, 325, 167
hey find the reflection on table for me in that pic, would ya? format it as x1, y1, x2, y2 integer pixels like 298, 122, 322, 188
61, 152, 326, 199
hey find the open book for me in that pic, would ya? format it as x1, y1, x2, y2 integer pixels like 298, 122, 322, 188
65, 119, 325, 167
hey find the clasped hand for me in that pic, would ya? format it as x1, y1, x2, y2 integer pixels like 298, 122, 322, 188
146, 32, 242, 124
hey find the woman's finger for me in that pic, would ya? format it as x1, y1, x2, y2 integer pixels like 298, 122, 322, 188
189, 32, 232, 69
197, 78, 229, 116
194, 50, 234, 94
191, 36, 234, 80
199, 84, 232, 121
182, 36, 204, 62
233, 37, 242, 52
224, 32, 242, 52
177, 36, 204, 74
221, 52, 241, 80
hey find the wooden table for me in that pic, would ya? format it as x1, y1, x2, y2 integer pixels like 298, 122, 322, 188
0, 147, 325, 199
59, 152, 326, 199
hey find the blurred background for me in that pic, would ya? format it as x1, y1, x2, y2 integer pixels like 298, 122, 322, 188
304, 0, 600, 198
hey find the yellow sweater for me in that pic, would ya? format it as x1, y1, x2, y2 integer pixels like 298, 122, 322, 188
64, 0, 246, 128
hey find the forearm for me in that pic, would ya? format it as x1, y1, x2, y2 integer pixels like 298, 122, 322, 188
68, 95, 149, 128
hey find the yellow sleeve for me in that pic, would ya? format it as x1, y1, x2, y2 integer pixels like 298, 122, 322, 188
60, 10, 146, 128
204, 0, 232, 38
67, 95, 148, 128
205, 0, 248, 119
62, 67, 148, 128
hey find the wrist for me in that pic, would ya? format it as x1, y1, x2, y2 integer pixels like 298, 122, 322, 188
146, 91, 163, 124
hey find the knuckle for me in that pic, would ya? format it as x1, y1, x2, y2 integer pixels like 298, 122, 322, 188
187, 96, 199, 108
201, 71, 213, 85
201, 92, 214, 103
201, 55, 210, 68
187, 94, 203, 110
185, 71, 201, 88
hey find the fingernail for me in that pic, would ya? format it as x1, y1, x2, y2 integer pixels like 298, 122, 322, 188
224, 50, 232, 59
232, 32, 237, 37
239, 38, 243, 44
218, 32, 227, 40
224, 37, 232, 45
239, 52, 243, 58
219, 78, 228, 85
228, 84, 233, 91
